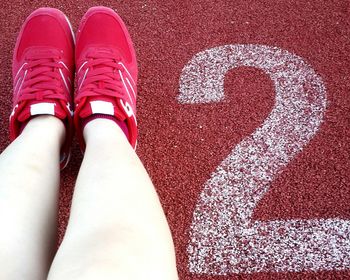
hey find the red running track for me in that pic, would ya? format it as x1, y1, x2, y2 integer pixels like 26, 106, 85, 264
1, 1, 350, 279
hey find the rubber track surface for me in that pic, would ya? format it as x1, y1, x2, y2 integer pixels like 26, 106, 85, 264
1, 1, 349, 279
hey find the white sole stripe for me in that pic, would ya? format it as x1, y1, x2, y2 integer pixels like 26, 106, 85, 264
14, 62, 28, 82
14, 77, 22, 93
59, 61, 70, 72
16, 70, 27, 96
77, 61, 88, 74
119, 70, 134, 106
125, 77, 136, 100
79, 68, 89, 90
59, 68, 70, 93
118, 62, 136, 86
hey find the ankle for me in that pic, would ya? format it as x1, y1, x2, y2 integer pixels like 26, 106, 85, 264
83, 118, 127, 146
22, 115, 66, 145
82, 114, 129, 139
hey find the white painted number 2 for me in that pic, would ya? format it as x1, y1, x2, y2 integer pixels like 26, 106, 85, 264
178, 45, 350, 275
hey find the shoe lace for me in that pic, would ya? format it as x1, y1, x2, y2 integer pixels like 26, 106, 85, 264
18, 52, 68, 103
77, 51, 124, 102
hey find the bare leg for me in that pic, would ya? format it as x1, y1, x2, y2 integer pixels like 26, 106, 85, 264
0, 116, 65, 280
48, 119, 178, 279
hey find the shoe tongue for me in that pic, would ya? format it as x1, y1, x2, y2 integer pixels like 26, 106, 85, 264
87, 47, 121, 59
24, 47, 61, 60
86, 48, 121, 79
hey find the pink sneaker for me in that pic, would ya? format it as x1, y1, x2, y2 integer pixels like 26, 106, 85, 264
11, 8, 75, 168
74, 6, 138, 151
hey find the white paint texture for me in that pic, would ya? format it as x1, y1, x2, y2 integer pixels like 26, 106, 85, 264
179, 45, 350, 275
